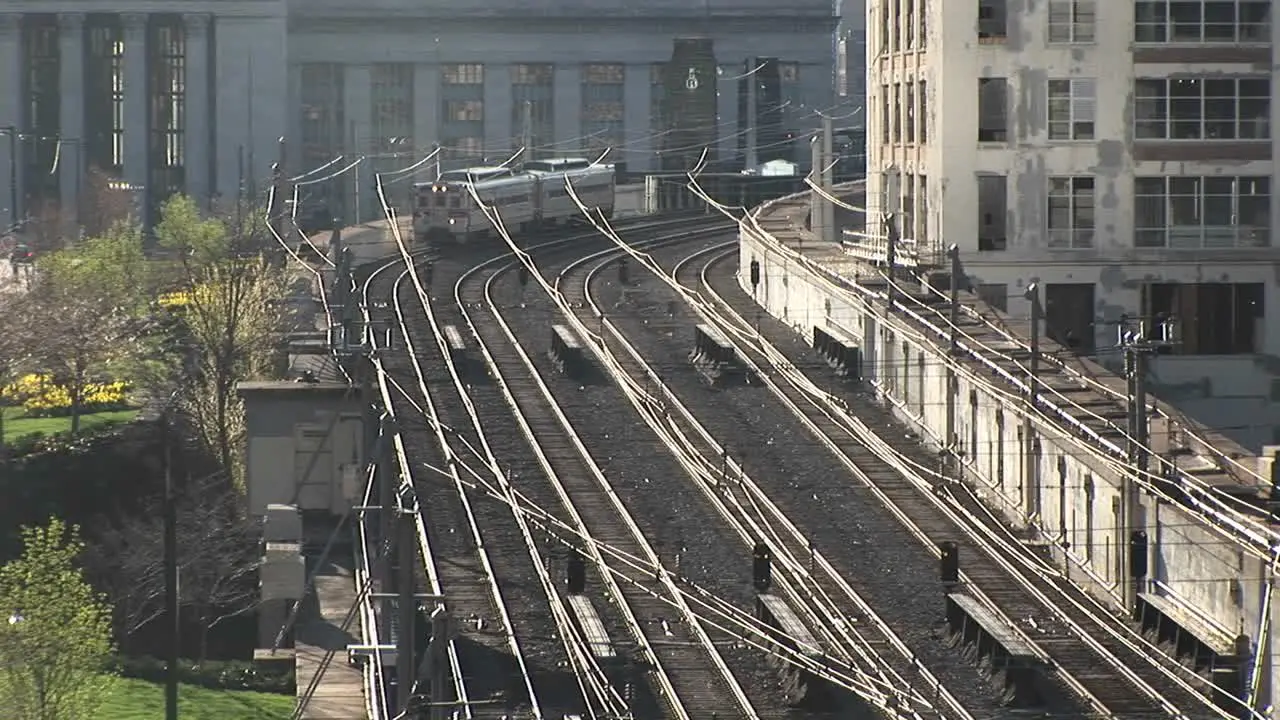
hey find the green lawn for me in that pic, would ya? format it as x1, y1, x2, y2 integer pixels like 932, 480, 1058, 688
97, 675, 293, 720
2, 407, 140, 442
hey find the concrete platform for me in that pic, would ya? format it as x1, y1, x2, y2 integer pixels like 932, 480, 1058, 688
295, 558, 368, 719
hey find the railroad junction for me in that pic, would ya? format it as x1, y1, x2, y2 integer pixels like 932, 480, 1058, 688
242, 172, 1280, 720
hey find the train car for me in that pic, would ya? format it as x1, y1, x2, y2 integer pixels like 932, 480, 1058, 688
412, 166, 530, 243
525, 158, 616, 224
412, 159, 616, 245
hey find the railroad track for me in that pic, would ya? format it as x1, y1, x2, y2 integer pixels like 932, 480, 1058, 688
417, 220, 760, 719
363, 203, 720, 716
670, 242, 1233, 719
545, 231, 994, 720
366, 247, 544, 718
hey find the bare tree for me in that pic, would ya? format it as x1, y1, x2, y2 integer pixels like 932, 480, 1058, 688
79, 166, 136, 241
0, 290, 32, 462
17, 291, 133, 436
84, 471, 261, 660
22, 198, 70, 255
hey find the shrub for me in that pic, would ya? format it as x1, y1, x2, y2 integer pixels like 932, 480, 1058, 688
1, 373, 131, 417
108, 655, 296, 694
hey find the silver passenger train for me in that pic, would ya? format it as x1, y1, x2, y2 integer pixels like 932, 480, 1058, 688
412, 157, 616, 244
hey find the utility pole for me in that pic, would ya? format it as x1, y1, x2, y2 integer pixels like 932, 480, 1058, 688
882, 166, 900, 313
162, 408, 180, 720
944, 244, 961, 471
427, 607, 451, 720
809, 136, 825, 241
396, 501, 418, 715
521, 101, 534, 163
745, 60, 759, 169
820, 115, 835, 239
3, 126, 17, 231
1117, 313, 1176, 613
1022, 283, 1042, 520
271, 137, 288, 243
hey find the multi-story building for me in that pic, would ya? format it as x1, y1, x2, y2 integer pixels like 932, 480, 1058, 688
0, 0, 836, 229
865, 0, 1279, 450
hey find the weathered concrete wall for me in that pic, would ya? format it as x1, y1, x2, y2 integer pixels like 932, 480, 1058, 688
862, 0, 1280, 451
239, 383, 365, 517
739, 192, 1279, 708
957, 260, 1280, 452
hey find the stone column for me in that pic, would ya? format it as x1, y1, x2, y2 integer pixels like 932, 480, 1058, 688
183, 13, 211, 208
0, 13, 22, 229
553, 64, 582, 153
121, 13, 149, 213
58, 13, 85, 220
623, 64, 652, 172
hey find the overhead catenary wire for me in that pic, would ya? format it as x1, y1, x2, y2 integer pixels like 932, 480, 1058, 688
721, 175, 1280, 557
687, 177, 1260, 718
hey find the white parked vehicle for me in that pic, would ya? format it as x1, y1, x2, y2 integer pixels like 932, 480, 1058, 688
412, 158, 615, 244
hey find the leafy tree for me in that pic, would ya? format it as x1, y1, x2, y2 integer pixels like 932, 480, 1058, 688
39, 221, 150, 312
156, 195, 289, 484
0, 518, 114, 720
20, 232, 144, 436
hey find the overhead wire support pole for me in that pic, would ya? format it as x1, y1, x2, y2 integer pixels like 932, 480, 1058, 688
1022, 283, 1042, 521
882, 165, 900, 314
4, 126, 17, 231
396, 494, 419, 715
944, 244, 961, 473
1117, 312, 1176, 616
161, 403, 180, 720
521, 101, 533, 164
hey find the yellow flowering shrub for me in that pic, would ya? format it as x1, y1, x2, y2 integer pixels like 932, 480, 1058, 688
157, 290, 194, 308
1, 374, 132, 417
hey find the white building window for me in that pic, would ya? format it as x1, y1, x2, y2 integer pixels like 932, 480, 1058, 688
1047, 177, 1095, 249
1048, 79, 1095, 140
1135, 0, 1271, 43
1048, 0, 1096, 42
1135, 77, 1270, 140
1134, 176, 1271, 249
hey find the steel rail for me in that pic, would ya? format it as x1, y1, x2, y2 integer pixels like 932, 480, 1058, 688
563, 212, 1163, 718
368, 200, 732, 717
566, 240, 950, 716
362, 258, 476, 717
370, 195, 713, 717
385, 230, 628, 718
452, 239, 760, 720
388, 263, 551, 718
686, 243, 1241, 718
736, 197, 1280, 560
562, 235, 976, 720
685, 243, 1233, 719
387, 231, 907, 708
